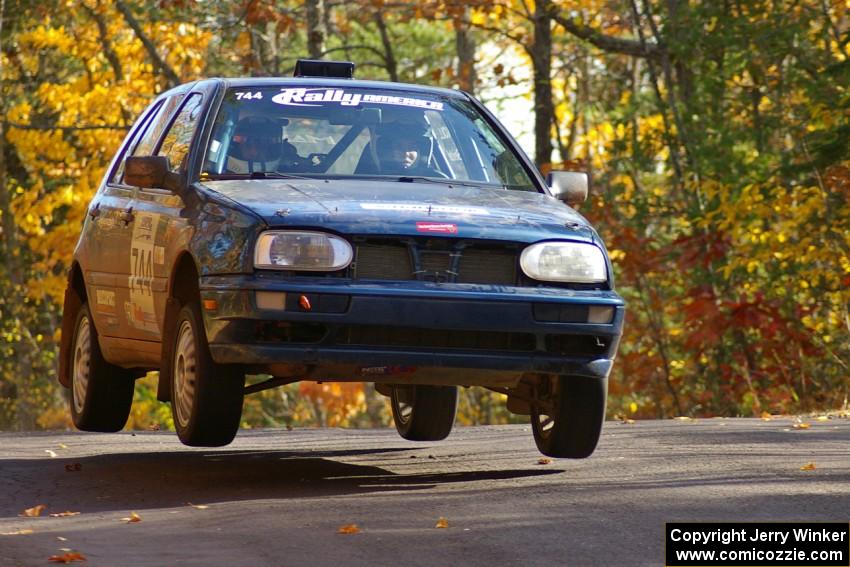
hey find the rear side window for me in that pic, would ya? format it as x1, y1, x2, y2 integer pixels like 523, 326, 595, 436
112, 95, 184, 184
157, 93, 204, 173
110, 99, 163, 184
132, 95, 185, 158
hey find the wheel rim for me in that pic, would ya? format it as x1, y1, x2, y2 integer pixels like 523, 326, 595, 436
534, 411, 555, 440
533, 377, 558, 440
394, 386, 415, 426
72, 315, 92, 414
173, 319, 197, 429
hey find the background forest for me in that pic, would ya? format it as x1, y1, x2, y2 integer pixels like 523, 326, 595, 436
0, 0, 848, 431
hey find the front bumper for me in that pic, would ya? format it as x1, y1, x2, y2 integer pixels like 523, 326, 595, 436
200, 275, 625, 381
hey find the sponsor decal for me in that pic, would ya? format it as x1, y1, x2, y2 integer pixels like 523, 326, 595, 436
416, 221, 458, 234
358, 366, 416, 376
271, 88, 444, 110
95, 289, 115, 307
128, 213, 159, 334
360, 203, 488, 215
95, 289, 116, 314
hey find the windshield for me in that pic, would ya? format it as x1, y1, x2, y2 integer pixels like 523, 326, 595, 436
202, 85, 537, 191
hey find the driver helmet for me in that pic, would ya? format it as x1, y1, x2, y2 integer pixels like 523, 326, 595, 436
227, 116, 282, 173
375, 122, 430, 174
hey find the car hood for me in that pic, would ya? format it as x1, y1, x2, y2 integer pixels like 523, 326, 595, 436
202, 178, 597, 244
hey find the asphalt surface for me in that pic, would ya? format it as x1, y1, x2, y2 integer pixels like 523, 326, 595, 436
0, 418, 848, 566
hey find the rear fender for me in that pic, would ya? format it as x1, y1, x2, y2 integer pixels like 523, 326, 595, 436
58, 277, 84, 388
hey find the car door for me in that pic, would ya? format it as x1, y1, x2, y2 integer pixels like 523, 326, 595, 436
126, 92, 205, 343
83, 100, 165, 339
100, 94, 185, 346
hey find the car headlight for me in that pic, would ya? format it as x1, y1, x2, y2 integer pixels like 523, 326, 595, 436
520, 241, 607, 283
254, 231, 353, 271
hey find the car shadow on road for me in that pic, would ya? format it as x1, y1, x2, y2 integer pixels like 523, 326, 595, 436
0, 447, 562, 517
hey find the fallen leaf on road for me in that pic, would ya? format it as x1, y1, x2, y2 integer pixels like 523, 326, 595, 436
816, 415, 829, 422
674, 416, 695, 421
58, 444, 68, 449
47, 552, 86, 563
800, 462, 817, 471
622, 418, 635, 424
147, 423, 161, 431
64, 463, 82, 472
1, 529, 34, 535
760, 412, 772, 421
45, 450, 58, 458
537, 458, 551, 465
792, 423, 810, 430
187, 503, 209, 510
121, 512, 142, 523
337, 524, 360, 534
435, 517, 449, 529
49, 512, 80, 518
57, 537, 67, 541
21, 504, 46, 517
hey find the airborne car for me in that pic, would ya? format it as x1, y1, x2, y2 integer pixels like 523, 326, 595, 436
59, 60, 624, 458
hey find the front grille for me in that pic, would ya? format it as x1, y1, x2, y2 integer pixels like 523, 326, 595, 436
338, 324, 535, 352
457, 248, 516, 284
353, 238, 518, 285
353, 243, 411, 280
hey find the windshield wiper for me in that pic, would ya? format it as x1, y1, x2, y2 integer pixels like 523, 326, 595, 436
396, 176, 485, 188
201, 171, 314, 181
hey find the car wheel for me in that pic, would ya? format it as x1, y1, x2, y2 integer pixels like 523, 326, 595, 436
531, 375, 607, 459
70, 303, 135, 432
390, 384, 457, 441
170, 301, 244, 447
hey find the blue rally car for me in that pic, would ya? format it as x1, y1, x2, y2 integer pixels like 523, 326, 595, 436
58, 60, 624, 458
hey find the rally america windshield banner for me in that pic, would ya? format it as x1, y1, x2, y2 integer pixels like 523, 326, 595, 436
271, 88, 445, 111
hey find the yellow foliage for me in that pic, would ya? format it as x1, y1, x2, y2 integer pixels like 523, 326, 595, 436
6, 2, 211, 303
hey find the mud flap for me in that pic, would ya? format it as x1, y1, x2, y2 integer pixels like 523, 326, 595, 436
58, 286, 83, 388
157, 297, 180, 402
374, 383, 392, 397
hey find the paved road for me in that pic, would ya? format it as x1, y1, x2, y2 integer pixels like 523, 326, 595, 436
0, 418, 848, 566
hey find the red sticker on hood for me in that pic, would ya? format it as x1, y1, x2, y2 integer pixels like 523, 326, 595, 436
416, 222, 458, 234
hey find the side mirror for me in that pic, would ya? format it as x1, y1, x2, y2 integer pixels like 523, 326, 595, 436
547, 171, 588, 206
125, 156, 170, 189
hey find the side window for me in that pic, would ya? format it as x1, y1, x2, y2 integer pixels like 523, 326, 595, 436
132, 95, 185, 158
157, 94, 204, 173
109, 99, 164, 184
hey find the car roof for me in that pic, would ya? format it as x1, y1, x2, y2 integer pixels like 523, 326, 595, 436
208, 77, 469, 100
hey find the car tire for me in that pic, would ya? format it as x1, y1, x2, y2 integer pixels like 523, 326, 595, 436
170, 301, 244, 447
390, 384, 457, 441
531, 375, 607, 459
70, 303, 135, 432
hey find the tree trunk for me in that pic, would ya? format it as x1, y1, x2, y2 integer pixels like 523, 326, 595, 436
454, 8, 476, 95
305, 0, 325, 59
531, 0, 554, 169
374, 12, 398, 82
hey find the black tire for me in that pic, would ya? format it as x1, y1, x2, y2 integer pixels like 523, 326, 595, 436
531, 375, 607, 459
170, 301, 244, 447
69, 303, 134, 432
391, 384, 458, 441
